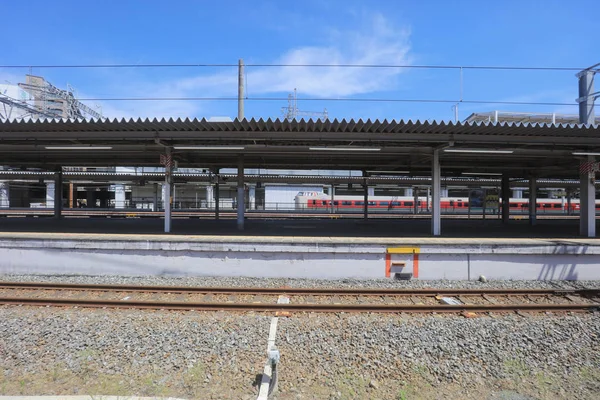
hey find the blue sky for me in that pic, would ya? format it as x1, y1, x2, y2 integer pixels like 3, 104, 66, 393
1, 0, 598, 121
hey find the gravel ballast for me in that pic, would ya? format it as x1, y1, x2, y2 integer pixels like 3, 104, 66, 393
1, 275, 599, 399
2, 274, 600, 290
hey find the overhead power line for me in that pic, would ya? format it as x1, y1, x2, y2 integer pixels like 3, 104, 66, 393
61, 96, 587, 107
0, 63, 597, 72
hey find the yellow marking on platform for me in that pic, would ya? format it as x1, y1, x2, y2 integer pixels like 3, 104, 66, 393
386, 247, 420, 254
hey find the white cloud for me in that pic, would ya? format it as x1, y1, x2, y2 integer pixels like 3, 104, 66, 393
3, 13, 412, 119
174, 13, 412, 98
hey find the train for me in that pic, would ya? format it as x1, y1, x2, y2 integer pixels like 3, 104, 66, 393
294, 191, 588, 212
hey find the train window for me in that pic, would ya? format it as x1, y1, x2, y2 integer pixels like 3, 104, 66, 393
342, 201, 352, 205
355, 201, 364, 206
457, 202, 462, 207
509, 203, 518, 207
333, 201, 339, 206
392, 201, 402, 206
379, 201, 389, 206
404, 201, 413, 207
312, 200, 317, 205
449, 200, 454, 206
553, 204, 562, 209
368, 201, 376, 206
321, 201, 328, 206
543, 203, 552, 208
417, 201, 422, 206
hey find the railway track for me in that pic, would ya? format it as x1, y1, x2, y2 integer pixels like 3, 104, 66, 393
0, 282, 599, 314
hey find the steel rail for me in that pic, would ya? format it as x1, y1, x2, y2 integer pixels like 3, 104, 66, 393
0, 297, 597, 313
1, 282, 599, 297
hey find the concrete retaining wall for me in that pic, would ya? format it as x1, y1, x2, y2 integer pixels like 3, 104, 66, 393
1, 235, 599, 280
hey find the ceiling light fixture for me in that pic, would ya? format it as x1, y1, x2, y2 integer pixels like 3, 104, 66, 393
173, 146, 245, 150
45, 146, 113, 150
309, 147, 381, 152
366, 170, 410, 174
461, 172, 503, 176
572, 152, 600, 156
444, 149, 514, 154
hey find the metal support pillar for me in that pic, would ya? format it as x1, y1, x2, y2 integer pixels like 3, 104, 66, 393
164, 148, 172, 233
578, 68, 596, 125
0, 181, 9, 208
86, 189, 95, 208
54, 170, 63, 219
567, 190, 572, 216
237, 157, 245, 231
579, 156, 596, 237
46, 182, 55, 209
512, 189, 523, 199
528, 177, 537, 226
431, 150, 441, 236
249, 185, 256, 210
69, 182, 74, 208
330, 184, 335, 214
501, 174, 510, 224
153, 183, 159, 211
206, 185, 214, 209
115, 184, 126, 209
363, 178, 369, 220
214, 169, 220, 220
577, 65, 597, 236
413, 187, 418, 215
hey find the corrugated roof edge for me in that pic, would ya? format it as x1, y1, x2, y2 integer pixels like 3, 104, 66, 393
0, 117, 597, 129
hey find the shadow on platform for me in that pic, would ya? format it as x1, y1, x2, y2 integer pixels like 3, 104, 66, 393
0, 216, 586, 238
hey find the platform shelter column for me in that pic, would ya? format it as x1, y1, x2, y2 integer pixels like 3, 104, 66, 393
54, 170, 63, 219
431, 149, 441, 236
249, 185, 256, 210
237, 157, 245, 230
528, 177, 537, 226
46, 181, 55, 209
413, 187, 419, 214
86, 188, 95, 208
501, 174, 510, 224
0, 181, 9, 207
153, 183, 159, 211
330, 184, 336, 214
579, 157, 596, 237
206, 184, 214, 209
115, 184, 126, 209
163, 148, 173, 233
68, 182, 75, 208
363, 177, 369, 220
213, 168, 220, 220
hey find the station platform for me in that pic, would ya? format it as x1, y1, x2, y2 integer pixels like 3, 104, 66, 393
0, 217, 599, 281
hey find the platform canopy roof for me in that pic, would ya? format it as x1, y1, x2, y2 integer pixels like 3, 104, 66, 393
0, 117, 599, 178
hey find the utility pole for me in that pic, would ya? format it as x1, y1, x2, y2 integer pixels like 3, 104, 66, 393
238, 59, 244, 120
